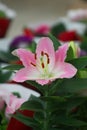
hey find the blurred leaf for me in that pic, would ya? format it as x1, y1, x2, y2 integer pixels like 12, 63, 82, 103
0, 70, 12, 83
3, 64, 23, 71
53, 115, 87, 127
65, 96, 87, 113
26, 80, 45, 94
80, 36, 87, 51
77, 69, 87, 78
14, 112, 39, 128
69, 56, 87, 69
0, 51, 17, 63
48, 33, 61, 50
20, 99, 44, 112
27, 41, 36, 53
58, 78, 87, 93
50, 23, 66, 37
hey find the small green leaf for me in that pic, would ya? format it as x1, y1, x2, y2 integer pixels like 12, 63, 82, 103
48, 33, 61, 50
58, 78, 87, 93
3, 64, 23, 71
0, 71, 12, 83
14, 112, 39, 128
26, 80, 45, 94
20, 99, 44, 112
0, 51, 17, 62
66, 46, 75, 61
53, 116, 87, 127
69, 56, 87, 69
50, 23, 66, 37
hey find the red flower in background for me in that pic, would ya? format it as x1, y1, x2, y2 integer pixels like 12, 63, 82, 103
23, 28, 34, 38
7, 110, 34, 130
0, 18, 10, 38
58, 31, 81, 42
34, 24, 50, 35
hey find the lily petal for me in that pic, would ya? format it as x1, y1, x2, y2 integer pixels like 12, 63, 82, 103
12, 49, 35, 67
56, 43, 69, 62
36, 79, 50, 85
36, 37, 55, 72
52, 62, 77, 79
13, 67, 41, 82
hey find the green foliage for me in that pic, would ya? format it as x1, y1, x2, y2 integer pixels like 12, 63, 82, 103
50, 23, 66, 37
0, 50, 18, 63
0, 69, 12, 83
0, 11, 6, 18
80, 36, 87, 51
69, 56, 87, 69
48, 33, 61, 50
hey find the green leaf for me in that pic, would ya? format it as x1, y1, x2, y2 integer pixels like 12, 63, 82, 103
26, 80, 45, 94
14, 112, 39, 128
48, 33, 61, 50
27, 41, 37, 53
76, 69, 87, 78
41, 96, 66, 102
0, 71, 12, 83
34, 111, 44, 122
58, 78, 87, 93
53, 116, 87, 127
3, 64, 23, 71
66, 46, 75, 61
50, 23, 66, 37
49, 79, 63, 95
65, 96, 87, 113
20, 99, 44, 112
0, 51, 17, 63
69, 56, 87, 69
80, 36, 87, 51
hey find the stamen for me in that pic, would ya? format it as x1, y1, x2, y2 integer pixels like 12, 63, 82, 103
44, 53, 49, 57
41, 62, 45, 68
35, 53, 37, 59
31, 62, 36, 67
47, 58, 50, 64
41, 51, 44, 56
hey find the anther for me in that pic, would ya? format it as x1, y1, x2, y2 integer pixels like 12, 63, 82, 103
31, 62, 36, 67
35, 53, 37, 60
44, 53, 49, 57
41, 62, 45, 68
41, 51, 44, 56
47, 58, 50, 64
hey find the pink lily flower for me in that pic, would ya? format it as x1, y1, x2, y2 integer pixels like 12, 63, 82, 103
0, 88, 25, 118
5, 94, 25, 117
12, 37, 77, 85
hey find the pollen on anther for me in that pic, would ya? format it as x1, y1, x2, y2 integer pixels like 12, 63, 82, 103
44, 53, 49, 57
47, 58, 50, 64
41, 51, 44, 56
41, 62, 45, 68
31, 62, 36, 67
35, 53, 37, 59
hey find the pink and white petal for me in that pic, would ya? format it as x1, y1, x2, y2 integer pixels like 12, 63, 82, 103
56, 43, 69, 62
12, 49, 36, 67
13, 67, 41, 82
6, 95, 25, 114
36, 37, 55, 71
52, 62, 77, 79
36, 79, 50, 85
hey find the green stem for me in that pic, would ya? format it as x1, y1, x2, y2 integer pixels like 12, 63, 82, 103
43, 85, 50, 130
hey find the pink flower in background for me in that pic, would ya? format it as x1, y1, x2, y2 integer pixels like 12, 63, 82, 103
0, 88, 25, 117
0, 89, 10, 110
12, 37, 77, 85
35, 24, 50, 35
5, 94, 25, 117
